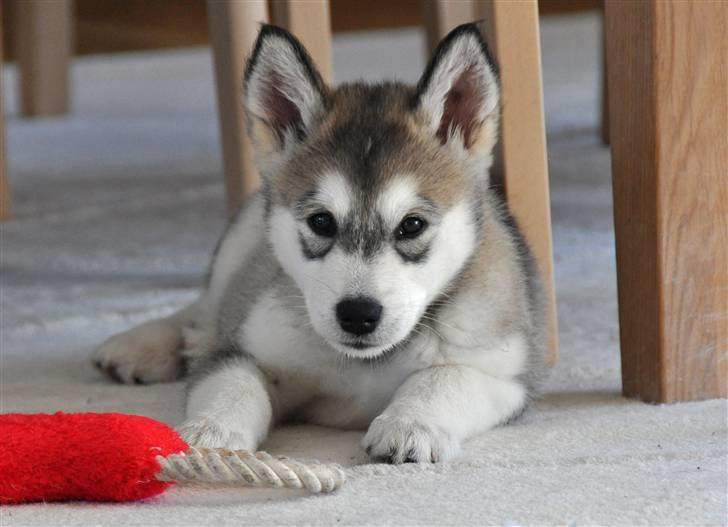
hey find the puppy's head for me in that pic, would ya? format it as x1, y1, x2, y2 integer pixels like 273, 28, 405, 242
244, 24, 500, 358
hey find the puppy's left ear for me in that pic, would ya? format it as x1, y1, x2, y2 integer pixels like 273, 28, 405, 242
413, 24, 500, 157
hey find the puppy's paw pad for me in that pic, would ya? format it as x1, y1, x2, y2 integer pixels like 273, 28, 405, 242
177, 419, 256, 452
362, 415, 458, 464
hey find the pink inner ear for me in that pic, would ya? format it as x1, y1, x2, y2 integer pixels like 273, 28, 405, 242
264, 73, 303, 140
436, 66, 482, 148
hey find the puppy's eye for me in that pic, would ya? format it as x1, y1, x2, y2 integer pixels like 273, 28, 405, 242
397, 216, 427, 239
307, 212, 337, 237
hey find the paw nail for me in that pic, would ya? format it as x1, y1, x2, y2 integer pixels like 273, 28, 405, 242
105, 365, 122, 383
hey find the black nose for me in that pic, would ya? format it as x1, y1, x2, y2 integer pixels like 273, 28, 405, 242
336, 297, 383, 336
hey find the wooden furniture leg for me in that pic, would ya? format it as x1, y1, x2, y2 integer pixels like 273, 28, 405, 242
0, 99, 6, 221
271, 0, 332, 82
207, 0, 268, 215
15, 0, 73, 117
600, 9, 609, 145
421, 0, 475, 52
605, 0, 728, 403
476, 0, 558, 366
0, 1, 10, 220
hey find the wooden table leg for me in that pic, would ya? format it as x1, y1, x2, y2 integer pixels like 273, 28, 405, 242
207, 0, 268, 215
600, 6, 609, 146
15, 0, 73, 117
477, 0, 559, 366
0, 111, 7, 220
605, 0, 728, 403
271, 0, 332, 83
1, 1, 11, 220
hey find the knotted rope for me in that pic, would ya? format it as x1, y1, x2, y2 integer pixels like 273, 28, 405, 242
156, 448, 346, 493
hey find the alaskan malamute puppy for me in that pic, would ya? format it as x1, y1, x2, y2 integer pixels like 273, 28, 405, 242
94, 23, 545, 463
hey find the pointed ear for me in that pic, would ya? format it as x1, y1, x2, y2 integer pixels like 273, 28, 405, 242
413, 24, 500, 156
243, 25, 327, 168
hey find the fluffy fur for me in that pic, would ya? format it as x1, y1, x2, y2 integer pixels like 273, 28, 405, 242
93, 23, 546, 463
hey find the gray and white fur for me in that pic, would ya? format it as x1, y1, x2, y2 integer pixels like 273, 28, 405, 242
93, 23, 546, 463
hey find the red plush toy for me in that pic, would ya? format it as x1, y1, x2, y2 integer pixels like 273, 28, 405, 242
0, 412, 345, 504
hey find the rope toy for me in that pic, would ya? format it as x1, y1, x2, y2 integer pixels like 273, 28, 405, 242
0, 412, 346, 504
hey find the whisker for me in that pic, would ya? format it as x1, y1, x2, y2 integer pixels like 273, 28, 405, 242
421, 314, 481, 346
416, 321, 446, 342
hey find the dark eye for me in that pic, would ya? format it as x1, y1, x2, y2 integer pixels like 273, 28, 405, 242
307, 212, 337, 237
397, 216, 427, 239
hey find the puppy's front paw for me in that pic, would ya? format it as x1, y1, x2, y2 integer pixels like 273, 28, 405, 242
180, 326, 214, 361
93, 320, 182, 384
177, 418, 257, 452
362, 415, 459, 464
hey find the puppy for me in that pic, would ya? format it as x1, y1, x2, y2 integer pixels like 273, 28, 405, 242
94, 23, 546, 463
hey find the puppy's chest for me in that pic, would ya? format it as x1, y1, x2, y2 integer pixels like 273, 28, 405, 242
236, 288, 417, 406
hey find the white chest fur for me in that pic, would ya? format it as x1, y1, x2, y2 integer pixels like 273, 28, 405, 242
237, 288, 424, 428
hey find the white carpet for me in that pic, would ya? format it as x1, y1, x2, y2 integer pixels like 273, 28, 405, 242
2, 13, 726, 526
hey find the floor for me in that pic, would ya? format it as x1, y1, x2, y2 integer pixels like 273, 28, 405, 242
1, 13, 726, 526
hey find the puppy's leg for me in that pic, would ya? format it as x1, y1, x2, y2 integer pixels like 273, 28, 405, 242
363, 365, 526, 463
93, 300, 208, 384
178, 358, 274, 451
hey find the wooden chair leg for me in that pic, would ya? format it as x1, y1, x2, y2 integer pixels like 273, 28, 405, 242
0, 109, 8, 220
0, 115, 8, 220
600, 2, 609, 145
271, 0, 332, 82
605, 0, 727, 403
421, 0, 475, 52
1, 1, 11, 220
207, 0, 268, 215
15, 0, 73, 117
476, 0, 558, 366
600, 43, 609, 145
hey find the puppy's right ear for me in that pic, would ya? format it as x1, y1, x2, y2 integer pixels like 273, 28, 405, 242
243, 25, 328, 173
